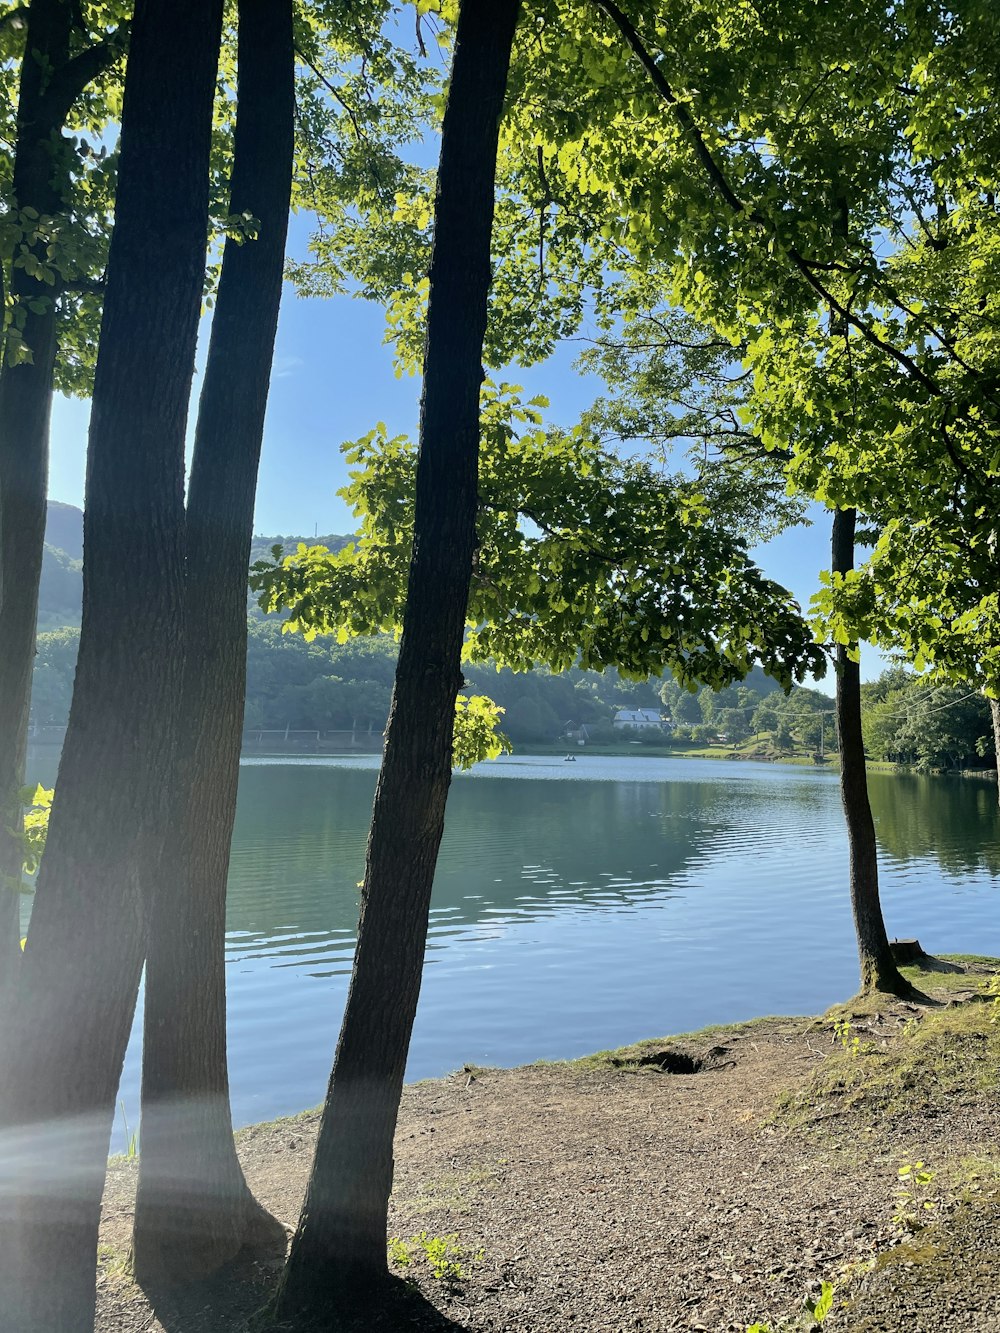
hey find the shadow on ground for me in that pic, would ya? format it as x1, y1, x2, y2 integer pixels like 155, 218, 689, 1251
144, 1267, 470, 1333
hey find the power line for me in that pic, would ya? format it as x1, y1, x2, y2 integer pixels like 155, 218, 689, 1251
877, 688, 982, 721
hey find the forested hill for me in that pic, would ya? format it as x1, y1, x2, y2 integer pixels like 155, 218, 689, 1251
37, 500, 351, 629
38, 501, 84, 629
38, 506, 992, 765
23, 502, 903, 758
34, 503, 995, 766
45, 500, 83, 559
30, 501, 708, 747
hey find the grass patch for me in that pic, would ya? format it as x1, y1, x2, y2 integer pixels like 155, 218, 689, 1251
96, 1241, 131, 1284
936, 1153, 1000, 1202
784, 960, 1000, 1128
818, 954, 999, 1026
232, 1104, 322, 1146
899, 960, 991, 994
934, 952, 1000, 971
397, 1161, 507, 1217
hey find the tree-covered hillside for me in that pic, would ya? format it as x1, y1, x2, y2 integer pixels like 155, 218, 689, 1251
38, 506, 992, 767
36, 501, 352, 629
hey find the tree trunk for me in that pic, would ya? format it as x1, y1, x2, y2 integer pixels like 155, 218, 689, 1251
990, 697, 1000, 807
0, 2, 223, 1328
272, 0, 520, 1320
0, 0, 76, 999
832, 508, 909, 995
131, 0, 294, 1286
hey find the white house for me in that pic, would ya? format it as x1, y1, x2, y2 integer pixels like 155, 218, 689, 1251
613, 708, 668, 731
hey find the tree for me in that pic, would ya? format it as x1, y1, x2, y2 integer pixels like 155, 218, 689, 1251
505, 0, 979, 991
331, 1, 1000, 759
861, 670, 994, 770
576, 306, 808, 547
751, 699, 778, 735
130, 0, 294, 1286
832, 509, 906, 992
669, 689, 703, 725
772, 719, 793, 753
0, 0, 125, 999
547, 2, 1000, 809
0, 1, 224, 1325
272, 1, 523, 1318
503, 693, 563, 744
716, 707, 749, 744
255, 388, 824, 691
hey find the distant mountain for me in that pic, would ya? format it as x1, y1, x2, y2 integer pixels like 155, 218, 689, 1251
249, 531, 352, 563
45, 500, 83, 560
39, 502, 84, 628
36, 501, 352, 630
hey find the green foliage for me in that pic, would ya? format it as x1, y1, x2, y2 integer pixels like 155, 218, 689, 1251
452, 695, 512, 769
443, 0, 1000, 701
387, 1230, 483, 1285
860, 669, 993, 770
11, 784, 53, 881
255, 0, 1000, 711
576, 306, 808, 548
784, 977, 1000, 1128
31, 598, 717, 750
746, 1280, 835, 1332
251, 383, 825, 693
117, 1101, 138, 1162
894, 1161, 937, 1232
832, 1016, 872, 1060
0, 4, 131, 393
37, 544, 82, 630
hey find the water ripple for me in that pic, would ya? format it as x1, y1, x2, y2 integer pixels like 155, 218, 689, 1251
26, 750, 997, 1147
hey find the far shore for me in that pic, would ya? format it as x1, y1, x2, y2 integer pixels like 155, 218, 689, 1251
28, 730, 998, 782
233, 742, 999, 781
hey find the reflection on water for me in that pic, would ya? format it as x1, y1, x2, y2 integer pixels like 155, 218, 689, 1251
24, 750, 1000, 1137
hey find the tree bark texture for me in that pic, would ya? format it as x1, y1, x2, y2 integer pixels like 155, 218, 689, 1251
0, 2, 223, 1328
273, 0, 521, 1320
0, 0, 76, 1001
832, 508, 907, 995
131, 0, 294, 1286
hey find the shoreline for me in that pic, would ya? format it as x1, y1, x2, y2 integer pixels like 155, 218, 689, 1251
30, 735, 998, 782
98, 955, 1000, 1332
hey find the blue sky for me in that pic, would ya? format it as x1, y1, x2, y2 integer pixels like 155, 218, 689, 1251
47, 213, 883, 688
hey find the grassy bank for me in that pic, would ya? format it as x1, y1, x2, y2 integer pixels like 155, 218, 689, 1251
523, 738, 838, 765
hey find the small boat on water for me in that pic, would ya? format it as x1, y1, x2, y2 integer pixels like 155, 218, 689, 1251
564, 754, 577, 762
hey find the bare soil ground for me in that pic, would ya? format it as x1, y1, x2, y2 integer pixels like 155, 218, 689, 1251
95, 958, 1000, 1333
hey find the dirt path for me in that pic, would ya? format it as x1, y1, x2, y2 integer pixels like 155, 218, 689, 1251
95, 970, 1000, 1332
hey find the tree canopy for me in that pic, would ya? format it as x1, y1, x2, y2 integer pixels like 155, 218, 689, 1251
252, 382, 826, 695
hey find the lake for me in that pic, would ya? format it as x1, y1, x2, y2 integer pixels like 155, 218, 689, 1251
23, 752, 1000, 1141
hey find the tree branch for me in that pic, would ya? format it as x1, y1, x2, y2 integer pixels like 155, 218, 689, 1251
42, 24, 129, 122
61, 276, 105, 294
295, 46, 386, 193
593, 0, 743, 213
592, 0, 943, 396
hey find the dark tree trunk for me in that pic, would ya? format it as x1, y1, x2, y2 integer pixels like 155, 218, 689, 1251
0, 0, 76, 999
131, 0, 294, 1286
0, 2, 223, 1328
832, 508, 909, 995
272, 0, 521, 1320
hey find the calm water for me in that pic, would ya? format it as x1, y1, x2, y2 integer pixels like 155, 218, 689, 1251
24, 752, 1000, 1138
